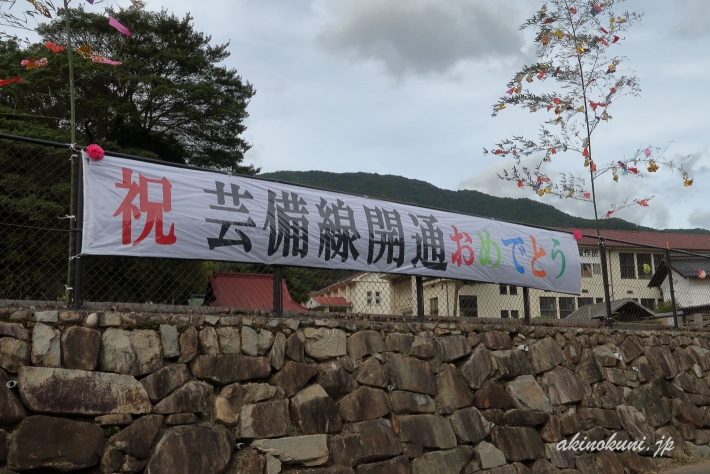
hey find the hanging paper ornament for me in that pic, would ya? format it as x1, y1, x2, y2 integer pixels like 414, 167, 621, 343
108, 17, 131, 36
685, 178, 693, 187
526, 75, 534, 83
599, 37, 609, 47
562, 144, 567, 152
569, 7, 577, 14
552, 29, 563, 40
647, 160, 659, 172
628, 167, 638, 174
576, 45, 585, 54
45, 41, 65, 53
516, 76, 523, 83
21, 58, 48, 69
584, 192, 590, 199
699, 270, 706, 279
601, 111, 611, 121
605, 210, 614, 219
541, 37, 550, 45
91, 53, 122, 66
637, 199, 649, 207
543, 154, 552, 162
643, 264, 651, 274
507, 88, 514, 95
553, 98, 561, 105
591, 162, 597, 172
513, 87, 520, 94
537, 176, 551, 182
537, 69, 547, 80
577, 105, 585, 112
612, 35, 620, 43
76, 45, 93, 59
573, 229, 582, 241
644, 148, 651, 157
612, 172, 619, 182
86, 144, 104, 160
129, 0, 146, 9
606, 64, 616, 74
517, 180, 524, 188
27, 0, 51, 18
600, 27, 608, 34
551, 148, 557, 154
554, 106, 562, 115
547, 104, 554, 111
593, 3, 602, 14
0, 78, 22, 87
496, 104, 506, 111
582, 149, 589, 157
584, 157, 591, 167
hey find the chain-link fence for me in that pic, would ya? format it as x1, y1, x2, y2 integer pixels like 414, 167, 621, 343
2, 132, 710, 330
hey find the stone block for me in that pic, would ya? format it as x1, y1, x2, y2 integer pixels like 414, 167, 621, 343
317, 360, 359, 397
460, 346, 492, 389
528, 337, 565, 374
542, 366, 591, 405
474, 441, 506, 469
144, 425, 233, 474
153, 380, 213, 415
251, 434, 329, 466
436, 335, 472, 362
305, 328, 347, 360
389, 390, 436, 415
448, 406, 490, 444
0, 322, 28, 341
19, 366, 151, 415
99, 328, 163, 376
386, 353, 436, 396
356, 455, 410, 474
61, 326, 100, 371
190, 354, 271, 385
348, 330, 385, 360
216, 327, 241, 355
395, 414, 457, 449
161, 324, 180, 358
492, 349, 535, 379
338, 386, 391, 422
435, 364, 473, 411
99, 312, 122, 327
490, 426, 545, 462
286, 331, 306, 362
239, 399, 290, 438
30, 323, 61, 367
473, 380, 515, 410
108, 414, 163, 459
356, 357, 388, 388
95, 413, 132, 426
178, 326, 198, 364
481, 331, 512, 350
411, 445, 473, 474
0, 337, 29, 373
0, 368, 26, 425
330, 419, 400, 467
34, 310, 58, 323
291, 384, 343, 434
140, 364, 191, 403
506, 375, 553, 413
271, 361, 319, 397
269, 332, 286, 370
385, 333, 415, 353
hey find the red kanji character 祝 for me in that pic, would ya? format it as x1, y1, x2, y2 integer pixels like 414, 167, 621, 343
450, 225, 474, 267
113, 167, 177, 246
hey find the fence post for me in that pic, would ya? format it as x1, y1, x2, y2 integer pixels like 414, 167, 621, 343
665, 249, 679, 329
598, 238, 613, 328
416, 276, 424, 320
71, 151, 84, 310
523, 286, 531, 326
273, 266, 283, 317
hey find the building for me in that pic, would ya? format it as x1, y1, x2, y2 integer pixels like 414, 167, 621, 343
309, 229, 710, 319
204, 272, 307, 311
649, 255, 710, 321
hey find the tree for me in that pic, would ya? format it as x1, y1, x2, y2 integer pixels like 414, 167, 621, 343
0, 6, 258, 302
0, 6, 257, 173
485, 0, 692, 234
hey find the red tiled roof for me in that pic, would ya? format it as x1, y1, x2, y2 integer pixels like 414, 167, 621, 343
311, 296, 352, 307
205, 272, 306, 311
311, 272, 364, 295
555, 228, 710, 251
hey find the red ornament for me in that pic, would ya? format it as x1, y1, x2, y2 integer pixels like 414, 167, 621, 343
517, 180, 524, 188
573, 229, 582, 241
86, 144, 105, 160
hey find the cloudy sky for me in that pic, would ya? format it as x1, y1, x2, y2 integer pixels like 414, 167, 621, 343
19, 0, 710, 230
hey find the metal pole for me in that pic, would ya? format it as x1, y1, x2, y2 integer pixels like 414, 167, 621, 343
523, 286, 531, 325
665, 249, 679, 329
72, 152, 84, 309
598, 238, 613, 328
273, 266, 283, 317
416, 276, 424, 320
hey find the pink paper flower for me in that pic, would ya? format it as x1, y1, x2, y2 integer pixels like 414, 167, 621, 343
698, 270, 706, 279
86, 144, 104, 160
573, 229, 582, 241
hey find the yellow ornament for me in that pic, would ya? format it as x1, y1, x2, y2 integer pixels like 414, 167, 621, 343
685, 179, 693, 187
526, 75, 534, 83
577, 105, 585, 112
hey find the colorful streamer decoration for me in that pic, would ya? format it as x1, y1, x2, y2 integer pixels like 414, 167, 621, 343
76, 45, 93, 59
637, 199, 649, 207
91, 53, 121, 66
109, 16, 132, 36
45, 42, 65, 53
0, 78, 22, 87
21, 58, 48, 69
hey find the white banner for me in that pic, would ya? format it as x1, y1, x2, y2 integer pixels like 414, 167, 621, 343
81, 154, 581, 294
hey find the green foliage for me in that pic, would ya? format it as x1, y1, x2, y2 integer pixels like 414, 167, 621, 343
0, 7, 257, 173
655, 300, 681, 314
103, 426, 121, 438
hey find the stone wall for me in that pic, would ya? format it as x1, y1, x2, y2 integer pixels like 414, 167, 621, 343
1, 307, 710, 473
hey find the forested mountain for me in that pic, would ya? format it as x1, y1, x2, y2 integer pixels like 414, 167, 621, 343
261, 170, 709, 234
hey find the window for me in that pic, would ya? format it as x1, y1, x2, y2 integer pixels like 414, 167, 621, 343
581, 263, 593, 278
511, 310, 520, 319
593, 263, 602, 275
559, 297, 575, 318
577, 297, 594, 308
460, 296, 478, 317
637, 253, 652, 280
430, 297, 439, 316
501, 310, 509, 319
499, 284, 507, 295
620, 253, 636, 279
375, 291, 381, 305
596, 298, 604, 304
641, 298, 656, 311
539, 297, 557, 318
509, 286, 518, 295
366, 291, 372, 305
579, 249, 599, 258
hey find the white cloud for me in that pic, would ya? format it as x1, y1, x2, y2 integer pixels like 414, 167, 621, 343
317, 0, 527, 77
